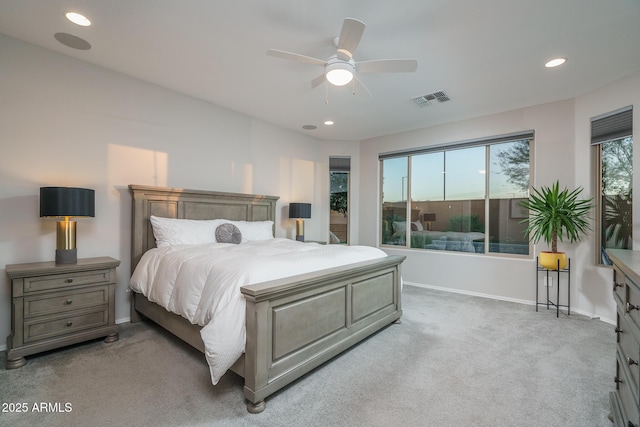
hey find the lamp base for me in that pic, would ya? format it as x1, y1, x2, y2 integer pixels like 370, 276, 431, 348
56, 248, 77, 264
295, 219, 305, 242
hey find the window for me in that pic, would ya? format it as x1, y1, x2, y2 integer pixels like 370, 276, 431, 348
592, 107, 633, 264
381, 157, 408, 246
380, 133, 532, 256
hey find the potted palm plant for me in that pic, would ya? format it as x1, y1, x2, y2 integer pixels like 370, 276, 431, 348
520, 181, 593, 270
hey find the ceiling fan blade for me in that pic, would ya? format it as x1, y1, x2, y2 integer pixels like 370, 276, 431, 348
336, 18, 365, 60
356, 59, 418, 73
310, 73, 326, 89
266, 49, 326, 66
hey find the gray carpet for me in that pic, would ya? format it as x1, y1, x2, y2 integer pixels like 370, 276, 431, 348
0, 285, 614, 427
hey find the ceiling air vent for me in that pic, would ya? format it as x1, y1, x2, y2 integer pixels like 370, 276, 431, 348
413, 90, 450, 107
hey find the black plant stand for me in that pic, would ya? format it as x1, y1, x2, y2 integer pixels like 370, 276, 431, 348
535, 256, 570, 317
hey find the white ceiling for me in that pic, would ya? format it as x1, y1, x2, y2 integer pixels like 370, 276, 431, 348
1, 0, 639, 141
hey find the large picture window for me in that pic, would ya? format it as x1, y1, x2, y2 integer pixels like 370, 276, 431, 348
380, 133, 532, 256
592, 107, 633, 264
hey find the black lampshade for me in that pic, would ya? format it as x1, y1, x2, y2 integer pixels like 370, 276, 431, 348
423, 213, 436, 222
40, 187, 95, 217
289, 203, 311, 219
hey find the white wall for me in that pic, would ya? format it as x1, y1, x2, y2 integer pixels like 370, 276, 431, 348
0, 34, 359, 348
360, 71, 640, 323
573, 71, 640, 319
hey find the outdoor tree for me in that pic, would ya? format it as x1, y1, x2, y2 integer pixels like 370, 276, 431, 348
330, 172, 348, 215
495, 139, 529, 193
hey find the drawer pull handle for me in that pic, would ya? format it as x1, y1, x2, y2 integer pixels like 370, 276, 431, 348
66, 278, 74, 283
614, 281, 623, 289
614, 376, 623, 384
627, 357, 639, 366
66, 321, 73, 327
65, 299, 73, 305
628, 421, 638, 427
615, 327, 623, 334
627, 303, 640, 312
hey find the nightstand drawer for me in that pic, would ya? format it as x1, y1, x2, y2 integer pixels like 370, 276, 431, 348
23, 269, 113, 293
24, 307, 109, 343
24, 286, 109, 318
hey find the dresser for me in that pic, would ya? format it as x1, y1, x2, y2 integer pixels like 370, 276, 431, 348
5, 256, 120, 369
608, 249, 640, 426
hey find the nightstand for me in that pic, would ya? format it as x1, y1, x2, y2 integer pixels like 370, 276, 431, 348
5, 256, 120, 369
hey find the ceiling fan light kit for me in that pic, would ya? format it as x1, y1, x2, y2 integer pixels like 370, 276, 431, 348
325, 58, 354, 86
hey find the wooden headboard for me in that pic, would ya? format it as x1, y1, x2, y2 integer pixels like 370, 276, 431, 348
129, 185, 279, 273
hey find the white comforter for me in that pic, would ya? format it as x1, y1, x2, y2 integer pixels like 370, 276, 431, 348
129, 238, 386, 384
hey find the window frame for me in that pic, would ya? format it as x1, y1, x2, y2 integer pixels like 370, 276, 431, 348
591, 106, 633, 265
379, 131, 534, 258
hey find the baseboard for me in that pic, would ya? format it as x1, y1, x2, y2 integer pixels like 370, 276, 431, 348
404, 281, 615, 325
0, 317, 133, 353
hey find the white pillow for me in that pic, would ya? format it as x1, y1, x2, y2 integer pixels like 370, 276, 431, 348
150, 216, 223, 247
227, 220, 274, 242
412, 221, 424, 231
392, 221, 406, 234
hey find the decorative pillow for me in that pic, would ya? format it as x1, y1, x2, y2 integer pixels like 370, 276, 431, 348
150, 216, 224, 247
215, 223, 242, 244
392, 221, 406, 234
228, 220, 274, 242
412, 221, 424, 231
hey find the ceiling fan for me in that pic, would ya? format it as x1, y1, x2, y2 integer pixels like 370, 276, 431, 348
266, 18, 418, 94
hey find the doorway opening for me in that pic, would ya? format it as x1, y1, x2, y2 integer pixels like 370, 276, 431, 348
329, 157, 350, 244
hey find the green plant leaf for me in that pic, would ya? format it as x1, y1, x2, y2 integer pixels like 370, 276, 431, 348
519, 180, 593, 252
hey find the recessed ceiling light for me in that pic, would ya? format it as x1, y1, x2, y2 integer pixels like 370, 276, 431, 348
545, 58, 566, 68
324, 121, 334, 126
302, 125, 317, 130
65, 12, 91, 27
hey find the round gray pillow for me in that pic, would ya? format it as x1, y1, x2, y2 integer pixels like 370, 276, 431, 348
215, 223, 242, 244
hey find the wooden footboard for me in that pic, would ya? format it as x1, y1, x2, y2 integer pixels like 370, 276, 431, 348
241, 254, 404, 413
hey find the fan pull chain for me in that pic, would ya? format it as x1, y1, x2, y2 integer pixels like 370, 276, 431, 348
325, 83, 329, 104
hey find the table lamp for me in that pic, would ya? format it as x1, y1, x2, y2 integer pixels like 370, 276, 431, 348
289, 203, 311, 242
40, 187, 95, 264
423, 213, 436, 231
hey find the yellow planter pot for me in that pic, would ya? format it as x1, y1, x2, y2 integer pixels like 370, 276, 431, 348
539, 251, 568, 270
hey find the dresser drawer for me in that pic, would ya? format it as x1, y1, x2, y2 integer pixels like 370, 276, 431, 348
614, 266, 627, 306
23, 307, 109, 343
23, 269, 113, 293
627, 282, 640, 329
24, 286, 109, 318
618, 314, 640, 396
616, 355, 640, 425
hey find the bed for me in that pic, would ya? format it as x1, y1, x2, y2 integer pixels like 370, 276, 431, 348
128, 185, 405, 413
387, 220, 486, 250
